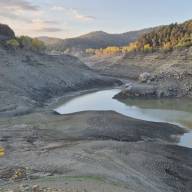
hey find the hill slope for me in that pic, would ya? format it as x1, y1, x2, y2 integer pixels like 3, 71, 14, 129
136, 19, 192, 50
40, 28, 155, 52
38, 36, 62, 45
92, 19, 192, 56
0, 47, 119, 116
0, 24, 120, 116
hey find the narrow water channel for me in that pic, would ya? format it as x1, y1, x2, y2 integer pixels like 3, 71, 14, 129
55, 89, 192, 148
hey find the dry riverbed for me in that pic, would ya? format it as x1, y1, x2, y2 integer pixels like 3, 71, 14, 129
1, 40, 192, 192
0, 100, 192, 192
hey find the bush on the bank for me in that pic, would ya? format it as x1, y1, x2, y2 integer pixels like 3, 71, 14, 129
31, 38, 46, 51
5, 36, 46, 52
18, 36, 33, 50
6, 39, 20, 49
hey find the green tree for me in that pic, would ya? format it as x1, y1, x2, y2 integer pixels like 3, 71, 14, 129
6, 39, 20, 50
18, 36, 32, 49
31, 38, 45, 52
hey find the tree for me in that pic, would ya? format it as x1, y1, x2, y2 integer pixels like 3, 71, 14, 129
84, 20, 192, 56
0, 146, 5, 157
6, 39, 20, 50
18, 36, 32, 49
143, 44, 153, 52
31, 38, 45, 52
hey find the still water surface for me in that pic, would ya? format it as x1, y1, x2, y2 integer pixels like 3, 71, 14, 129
55, 89, 192, 148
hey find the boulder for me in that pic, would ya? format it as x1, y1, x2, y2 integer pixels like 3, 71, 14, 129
138, 72, 152, 83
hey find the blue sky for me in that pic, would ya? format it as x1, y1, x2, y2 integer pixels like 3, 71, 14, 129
0, 0, 192, 38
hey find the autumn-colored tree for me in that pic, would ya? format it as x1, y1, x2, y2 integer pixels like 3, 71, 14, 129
84, 20, 192, 56
0, 146, 5, 157
143, 44, 153, 52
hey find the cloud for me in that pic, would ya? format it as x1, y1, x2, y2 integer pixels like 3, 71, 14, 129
36, 27, 63, 33
0, 0, 38, 11
0, 12, 32, 22
32, 19, 58, 25
0, 1, 95, 38
30, 19, 62, 33
71, 9, 96, 21
0, 0, 39, 23
51, 6, 96, 22
51, 6, 66, 11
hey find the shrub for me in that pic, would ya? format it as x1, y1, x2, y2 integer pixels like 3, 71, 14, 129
31, 38, 46, 52
6, 39, 20, 49
18, 36, 32, 49
0, 146, 5, 157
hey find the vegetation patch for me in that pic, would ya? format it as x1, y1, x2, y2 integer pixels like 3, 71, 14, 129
86, 20, 192, 56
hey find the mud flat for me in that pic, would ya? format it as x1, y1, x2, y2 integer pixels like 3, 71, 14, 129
0, 108, 192, 192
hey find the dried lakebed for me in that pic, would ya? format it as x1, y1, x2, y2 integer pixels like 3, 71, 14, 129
55, 89, 192, 148
1, 89, 192, 192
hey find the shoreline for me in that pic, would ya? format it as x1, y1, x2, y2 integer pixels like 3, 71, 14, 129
0, 86, 192, 191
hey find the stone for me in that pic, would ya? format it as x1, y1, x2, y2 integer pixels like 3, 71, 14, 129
138, 72, 151, 83
32, 185, 40, 192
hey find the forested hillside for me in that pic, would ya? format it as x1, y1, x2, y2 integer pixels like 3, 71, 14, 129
87, 20, 192, 56
137, 19, 192, 50
41, 28, 154, 53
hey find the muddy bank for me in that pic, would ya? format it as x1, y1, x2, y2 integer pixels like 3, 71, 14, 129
0, 111, 191, 192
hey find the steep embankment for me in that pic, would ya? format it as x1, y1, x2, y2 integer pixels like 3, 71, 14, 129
86, 48, 192, 78
83, 47, 192, 97
0, 47, 120, 116
82, 20, 192, 98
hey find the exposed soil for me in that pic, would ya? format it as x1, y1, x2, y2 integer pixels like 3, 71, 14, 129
0, 48, 192, 192
0, 110, 192, 192
0, 48, 121, 117
82, 48, 192, 98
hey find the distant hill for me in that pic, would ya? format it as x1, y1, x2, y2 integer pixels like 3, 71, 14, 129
38, 36, 62, 45
0, 24, 15, 41
39, 28, 155, 52
89, 19, 192, 56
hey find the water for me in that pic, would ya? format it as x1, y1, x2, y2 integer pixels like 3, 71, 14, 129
55, 89, 192, 148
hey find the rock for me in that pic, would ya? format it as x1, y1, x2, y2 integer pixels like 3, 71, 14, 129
114, 83, 157, 99
32, 185, 40, 192
19, 184, 31, 192
114, 82, 180, 99
0, 167, 27, 182
138, 72, 151, 83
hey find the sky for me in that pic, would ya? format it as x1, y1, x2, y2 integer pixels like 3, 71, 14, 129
0, 0, 192, 38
